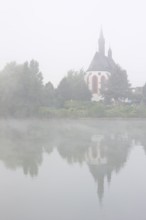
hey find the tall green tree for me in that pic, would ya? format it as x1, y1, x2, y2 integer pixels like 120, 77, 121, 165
56, 70, 91, 106
142, 83, 146, 104
101, 65, 130, 103
0, 60, 43, 116
43, 81, 55, 107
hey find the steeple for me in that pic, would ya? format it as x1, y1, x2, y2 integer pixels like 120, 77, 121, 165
98, 28, 105, 56
108, 47, 112, 59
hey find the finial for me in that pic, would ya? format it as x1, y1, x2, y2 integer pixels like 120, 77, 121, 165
100, 26, 104, 38
98, 26, 105, 55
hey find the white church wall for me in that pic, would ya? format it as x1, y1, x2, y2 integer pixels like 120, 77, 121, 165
85, 71, 110, 101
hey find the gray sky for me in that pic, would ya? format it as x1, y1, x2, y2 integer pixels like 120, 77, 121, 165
0, 0, 146, 87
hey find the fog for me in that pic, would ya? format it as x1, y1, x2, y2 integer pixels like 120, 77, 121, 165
0, 1, 146, 219
0, 0, 146, 86
0, 119, 146, 219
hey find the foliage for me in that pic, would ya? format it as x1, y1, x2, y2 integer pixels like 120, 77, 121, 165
56, 70, 91, 106
38, 103, 146, 118
142, 83, 146, 104
0, 60, 43, 117
128, 92, 142, 104
101, 65, 130, 103
0, 59, 145, 118
43, 81, 56, 107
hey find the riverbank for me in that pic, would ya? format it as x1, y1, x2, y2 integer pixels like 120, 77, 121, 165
38, 103, 146, 118
1, 102, 146, 118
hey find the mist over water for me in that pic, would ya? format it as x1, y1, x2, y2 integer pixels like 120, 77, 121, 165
0, 119, 146, 220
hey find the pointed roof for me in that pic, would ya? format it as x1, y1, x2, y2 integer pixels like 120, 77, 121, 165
99, 28, 104, 39
87, 52, 115, 72
87, 29, 116, 72
108, 47, 112, 59
98, 28, 105, 55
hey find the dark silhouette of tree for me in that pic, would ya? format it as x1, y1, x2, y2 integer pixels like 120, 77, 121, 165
0, 60, 43, 116
43, 81, 56, 107
101, 65, 130, 103
56, 70, 91, 106
142, 83, 146, 104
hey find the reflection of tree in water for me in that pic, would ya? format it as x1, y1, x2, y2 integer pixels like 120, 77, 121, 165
88, 132, 132, 202
127, 121, 146, 154
0, 120, 56, 177
57, 129, 91, 164
0, 119, 146, 202
86, 121, 146, 201
54, 121, 135, 202
56, 121, 146, 202
0, 131, 42, 176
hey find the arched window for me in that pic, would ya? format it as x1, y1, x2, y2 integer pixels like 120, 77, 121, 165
92, 75, 98, 93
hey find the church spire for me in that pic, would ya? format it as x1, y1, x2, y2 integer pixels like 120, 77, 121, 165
108, 46, 112, 59
98, 28, 105, 56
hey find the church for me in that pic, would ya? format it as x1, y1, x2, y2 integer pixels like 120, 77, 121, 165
84, 29, 118, 101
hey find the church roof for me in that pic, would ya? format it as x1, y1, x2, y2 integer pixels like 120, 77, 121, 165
87, 52, 116, 72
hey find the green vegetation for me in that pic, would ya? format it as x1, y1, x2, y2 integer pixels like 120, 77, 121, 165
101, 65, 130, 103
38, 102, 146, 118
0, 61, 43, 117
0, 60, 146, 118
56, 70, 91, 107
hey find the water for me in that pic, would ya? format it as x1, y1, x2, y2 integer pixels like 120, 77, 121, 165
0, 119, 146, 220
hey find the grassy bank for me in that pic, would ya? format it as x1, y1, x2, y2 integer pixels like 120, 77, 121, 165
38, 101, 146, 118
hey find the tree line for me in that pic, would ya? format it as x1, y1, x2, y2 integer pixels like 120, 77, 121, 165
0, 60, 145, 117
0, 60, 91, 116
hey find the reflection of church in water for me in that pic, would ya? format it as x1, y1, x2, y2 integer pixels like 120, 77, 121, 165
84, 133, 131, 202
1, 120, 143, 202
85, 29, 118, 101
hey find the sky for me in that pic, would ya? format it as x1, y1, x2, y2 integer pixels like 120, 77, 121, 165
0, 0, 146, 87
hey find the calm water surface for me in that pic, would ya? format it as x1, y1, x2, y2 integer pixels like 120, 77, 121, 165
0, 119, 146, 220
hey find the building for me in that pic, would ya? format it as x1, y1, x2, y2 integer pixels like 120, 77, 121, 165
84, 29, 117, 101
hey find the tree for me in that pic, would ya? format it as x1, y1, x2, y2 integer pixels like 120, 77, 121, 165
0, 60, 43, 116
142, 83, 146, 104
56, 70, 91, 106
19, 60, 43, 112
101, 65, 130, 103
43, 81, 55, 107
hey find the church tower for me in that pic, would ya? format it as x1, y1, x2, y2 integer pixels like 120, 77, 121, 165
98, 29, 105, 56
84, 29, 125, 102
108, 47, 112, 59
84, 29, 117, 101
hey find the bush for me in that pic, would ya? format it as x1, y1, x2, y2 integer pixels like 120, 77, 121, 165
38, 103, 146, 118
